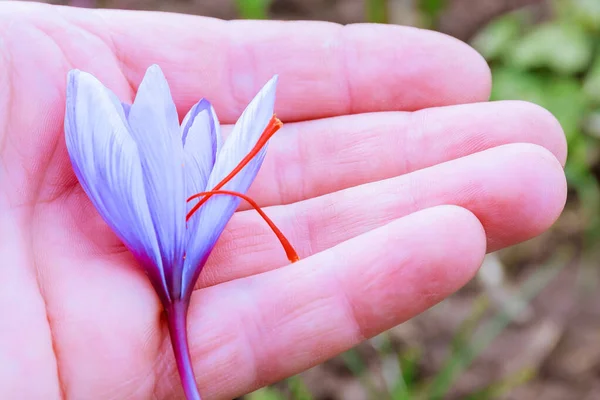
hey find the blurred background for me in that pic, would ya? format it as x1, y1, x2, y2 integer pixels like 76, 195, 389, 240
34, 0, 600, 399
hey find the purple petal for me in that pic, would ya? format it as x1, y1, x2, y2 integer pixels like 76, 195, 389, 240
101, 87, 130, 123
181, 98, 222, 194
182, 75, 278, 292
181, 98, 221, 147
64, 70, 169, 300
127, 65, 187, 298
121, 101, 131, 118
182, 99, 223, 262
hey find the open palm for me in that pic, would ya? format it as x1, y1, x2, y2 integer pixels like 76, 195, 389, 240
0, 3, 567, 399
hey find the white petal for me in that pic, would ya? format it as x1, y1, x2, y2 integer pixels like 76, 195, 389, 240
181, 99, 222, 198
181, 99, 223, 276
182, 76, 278, 290
127, 65, 187, 295
64, 70, 169, 296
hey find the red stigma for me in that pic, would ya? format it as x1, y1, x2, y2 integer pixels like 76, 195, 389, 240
186, 115, 282, 220
188, 190, 299, 263
186, 115, 299, 264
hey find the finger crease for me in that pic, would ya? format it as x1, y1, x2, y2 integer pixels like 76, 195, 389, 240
31, 211, 67, 400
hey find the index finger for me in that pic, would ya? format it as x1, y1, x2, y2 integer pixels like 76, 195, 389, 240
61, 6, 491, 122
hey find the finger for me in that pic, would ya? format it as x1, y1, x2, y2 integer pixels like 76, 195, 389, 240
197, 143, 566, 288
246, 100, 567, 207
155, 205, 486, 399
51, 5, 491, 121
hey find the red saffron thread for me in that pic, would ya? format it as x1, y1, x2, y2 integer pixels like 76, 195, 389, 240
185, 115, 298, 263
188, 190, 299, 263
185, 115, 283, 221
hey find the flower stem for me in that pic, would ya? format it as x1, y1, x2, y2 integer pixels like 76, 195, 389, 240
165, 300, 202, 400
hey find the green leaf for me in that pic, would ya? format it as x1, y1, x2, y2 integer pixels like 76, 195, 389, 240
490, 67, 547, 105
583, 53, 600, 104
418, 0, 447, 26
565, 148, 600, 243
391, 346, 422, 399
565, 137, 592, 185
419, 0, 446, 17
471, 14, 522, 61
571, 0, 600, 31
366, 0, 389, 24
543, 77, 589, 142
507, 22, 593, 75
583, 110, 600, 138
235, 0, 272, 19
287, 376, 313, 400
246, 387, 285, 400
566, 134, 600, 177
491, 68, 588, 143
341, 348, 367, 376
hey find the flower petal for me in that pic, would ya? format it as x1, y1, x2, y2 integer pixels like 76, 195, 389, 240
182, 75, 278, 292
127, 65, 186, 297
120, 101, 131, 119
181, 99, 223, 264
181, 98, 222, 196
101, 87, 130, 122
64, 70, 169, 300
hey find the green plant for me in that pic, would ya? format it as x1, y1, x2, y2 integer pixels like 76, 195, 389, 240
235, 0, 272, 20
472, 1, 600, 245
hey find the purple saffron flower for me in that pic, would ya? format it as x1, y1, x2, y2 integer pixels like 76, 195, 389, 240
64, 64, 297, 400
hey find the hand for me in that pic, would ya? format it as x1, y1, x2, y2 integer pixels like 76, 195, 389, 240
0, 3, 567, 399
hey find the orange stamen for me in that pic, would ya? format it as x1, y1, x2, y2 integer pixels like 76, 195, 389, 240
186, 115, 283, 221
187, 190, 299, 263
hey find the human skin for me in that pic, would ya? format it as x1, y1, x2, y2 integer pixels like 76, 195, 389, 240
0, 2, 567, 399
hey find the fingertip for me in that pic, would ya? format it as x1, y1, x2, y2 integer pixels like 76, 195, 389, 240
402, 205, 487, 281
511, 143, 568, 235
429, 31, 493, 104
506, 101, 568, 166
366, 205, 489, 297
481, 143, 567, 251
332, 205, 488, 339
